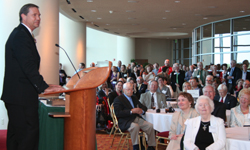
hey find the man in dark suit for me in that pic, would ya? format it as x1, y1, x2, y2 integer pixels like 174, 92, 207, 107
170, 63, 185, 97
1, 4, 64, 150
225, 60, 242, 94
113, 83, 156, 150
242, 63, 250, 81
214, 84, 237, 110
135, 76, 147, 99
203, 85, 226, 121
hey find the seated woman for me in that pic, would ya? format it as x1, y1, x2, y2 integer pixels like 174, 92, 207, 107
163, 77, 174, 98
129, 66, 140, 80
156, 76, 171, 98
119, 64, 128, 80
230, 88, 250, 127
182, 82, 192, 92
108, 81, 123, 105
167, 92, 199, 150
143, 64, 155, 84
184, 96, 226, 150
110, 66, 120, 89
235, 79, 243, 92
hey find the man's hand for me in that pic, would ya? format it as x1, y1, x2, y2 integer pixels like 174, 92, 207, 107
44, 84, 65, 94
131, 108, 143, 115
227, 76, 233, 79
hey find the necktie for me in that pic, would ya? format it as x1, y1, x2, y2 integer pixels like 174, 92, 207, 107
199, 70, 203, 83
220, 97, 223, 103
176, 73, 179, 84
138, 84, 141, 90
32, 33, 37, 43
151, 93, 155, 108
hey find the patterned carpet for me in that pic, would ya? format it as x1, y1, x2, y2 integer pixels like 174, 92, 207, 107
96, 130, 167, 150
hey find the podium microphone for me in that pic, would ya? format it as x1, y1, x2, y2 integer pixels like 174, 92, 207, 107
55, 44, 80, 79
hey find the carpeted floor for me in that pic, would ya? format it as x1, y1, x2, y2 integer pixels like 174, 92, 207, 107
0, 130, 167, 150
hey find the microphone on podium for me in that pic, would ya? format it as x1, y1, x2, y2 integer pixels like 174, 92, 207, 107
55, 44, 80, 79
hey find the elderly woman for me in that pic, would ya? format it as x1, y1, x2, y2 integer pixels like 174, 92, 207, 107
230, 88, 250, 127
157, 76, 171, 98
184, 95, 226, 150
182, 82, 192, 92
166, 92, 199, 150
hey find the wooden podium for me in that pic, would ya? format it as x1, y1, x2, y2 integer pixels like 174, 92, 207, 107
44, 61, 111, 150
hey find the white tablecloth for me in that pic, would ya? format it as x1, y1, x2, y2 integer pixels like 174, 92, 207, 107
143, 109, 181, 132
225, 127, 250, 150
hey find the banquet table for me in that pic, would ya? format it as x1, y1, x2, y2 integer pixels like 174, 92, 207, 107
225, 127, 250, 150
143, 109, 181, 132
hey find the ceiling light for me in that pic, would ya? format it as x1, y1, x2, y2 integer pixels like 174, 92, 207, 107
162, 17, 167, 19
97, 18, 102, 19
79, 16, 84, 19
243, 27, 247, 30
240, 11, 245, 13
72, 8, 77, 13
128, 17, 136, 19
173, 28, 177, 30
203, 17, 208, 19
128, 1, 138, 3
91, 10, 96, 12
87, 0, 93, 2
126, 10, 135, 12
109, 10, 113, 13
165, 10, 170, 12
208, 6, 216, 8
182, 23, 186, 25
175, 1, 180, 3
106, 24, 110, 25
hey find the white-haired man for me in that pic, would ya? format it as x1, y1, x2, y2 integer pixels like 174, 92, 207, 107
113, 83, 156, 150
215, 84, 237, 110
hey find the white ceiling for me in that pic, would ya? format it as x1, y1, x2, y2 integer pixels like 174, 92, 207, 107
59, 0, 250, 39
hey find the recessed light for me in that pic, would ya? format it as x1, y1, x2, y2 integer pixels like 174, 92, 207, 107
109, 10, 113, 13
106, 24, 110, 25
182, 23, 186, 25
87, 0, 93, 2
126, 10, 135, 12
128, 0, 138, 3
208, 6, 216, 8
175, 1, 180, 3
240, 11, 245, 13
128, 17, 136, 19
243, 27, 247, 30
165, 10, 170, 12
91, 10, 96, 12
203, 17, 208, 19
162, 17, 167, 19
97, 18, 102, 19
173, 28, 177, 30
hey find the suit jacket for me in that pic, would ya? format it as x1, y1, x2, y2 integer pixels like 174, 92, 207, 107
156, 85, 171, 98
59, 69, 67, 86
230, 105, 250, 127
193, 69, 209, 85
1, 24, 48, 106
139, 91, 166, 109
170, 70, 185, 92
113, 94, 147, 131
242, 71, 250, 81
184, 115, 226, 150
108, 91, 119, 105
136, 84, 147, 99
225, 67, 242, 86
212, 100, 227, 121
214, 94, 238, 110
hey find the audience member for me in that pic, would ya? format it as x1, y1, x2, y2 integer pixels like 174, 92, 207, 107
90, 62, 95, 67
190, 77, 203, 96
184, 65, 194, 81
138, 64, 145, 76
158, 59, 172, 75
230, 88, 250, 127
113, 83, 156, 150
182, 82, 192, 92
221, 63, 228, 84
167, 92, 199, 150
59, 63, 67, 86
210, 65, 222, 81
129, 66, 140, 80
156, 77, 171, 98
242, 63, 250, 81
235, 79, 243, 92
143, 64, 155, 84
117, 60, 122, 72
152, 63, 159, 75
170, 63, 185, 98
127, 77, 137, 96
157, 66, 170, 82
110, 66, 120, 89
108, 81, 123, 105
203, 85, 226, 121
184, 96, 226, 150
163, 77, 174, 98
193, 62, 209, 85
215, 84, 237, 110
205, 75, 214, 86
66, 76, 71, 83
182, 65, 186, 72
140, 80, 166, 109
127, 62, 136, 75
74, 62, 85, 75
120, 64, 128, 79
97, 82, 111, 99
225, 60, 242, 94
243, 79, 250, 89
135, 76, 147, 99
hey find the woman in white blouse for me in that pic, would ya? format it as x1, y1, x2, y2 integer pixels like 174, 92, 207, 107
230, 88, 250, 127
184, 96, 226, 150
166, 92, 199, 150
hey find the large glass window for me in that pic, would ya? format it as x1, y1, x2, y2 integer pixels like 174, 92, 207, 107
233, 16, 250, 34
215, 20, 230, 36
203, 24, 212, 39
202, 40, 212, 54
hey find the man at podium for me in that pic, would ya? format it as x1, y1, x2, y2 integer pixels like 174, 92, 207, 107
1, 3, 64, 150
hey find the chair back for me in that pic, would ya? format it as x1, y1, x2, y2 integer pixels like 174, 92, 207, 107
110, 103, 123, 133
